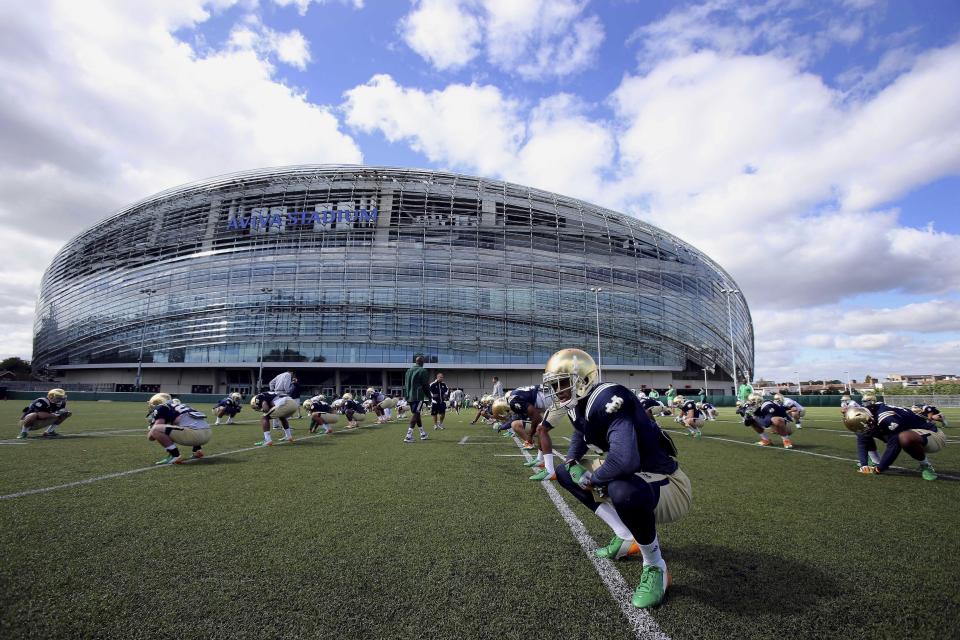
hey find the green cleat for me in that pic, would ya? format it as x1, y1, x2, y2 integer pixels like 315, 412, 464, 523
501, 430, 513, 438
631, 565, 669, 609
595, 535, 639, 560
17, 432, 28, 440
528, 468, 555, 481
154, 454, 182, 465
694, 430, 702, 440
254, 440, 273, 447
523, 458, 542, 467
921, 464, 938, 481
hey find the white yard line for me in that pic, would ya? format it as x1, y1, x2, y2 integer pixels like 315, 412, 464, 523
458, 436, 469, 444
511, 435, 670, 640
662, 428, 960, 481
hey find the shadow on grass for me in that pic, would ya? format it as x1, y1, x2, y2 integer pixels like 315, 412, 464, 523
668, 544, 840, 615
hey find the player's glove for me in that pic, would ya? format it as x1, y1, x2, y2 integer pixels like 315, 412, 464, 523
567, 462, 587, 484
576, 469, 594, 490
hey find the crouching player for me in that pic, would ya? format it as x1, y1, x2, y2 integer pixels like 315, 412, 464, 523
672, 396, 704, 439
913, 404, 950, 428
213, 392, 243, 425
18, 388, 72, 439
340, 393, 366, 429
304, 396, 338, 434
497, 385, 557, 478
545, 349, 691, 608
845, 399, 946, 481
365, 388, 390, 424
640, 397, 670, 422
747, 394, 794, 448
698, 401, 718, 421
251, 392, 298, 446
471, 395, 494, 425
774, 393, 805, 429
147, 394, 211, 464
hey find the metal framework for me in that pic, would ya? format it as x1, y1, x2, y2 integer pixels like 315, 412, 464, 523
33, 166, 754, 377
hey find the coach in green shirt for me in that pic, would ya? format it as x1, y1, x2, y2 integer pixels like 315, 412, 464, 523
665, 384, 677, 405
738, 381, 754, 402
403, 356, 432, 442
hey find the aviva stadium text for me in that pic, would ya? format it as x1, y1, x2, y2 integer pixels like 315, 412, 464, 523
226, 207, 378, 230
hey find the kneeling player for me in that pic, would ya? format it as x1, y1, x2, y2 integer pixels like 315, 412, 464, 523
774, 393, 805, 428
845, 401, 945, 481
544, 349, 691, 609
304, 396, 338, 434
147, 394, 211, 464
213, 392, 243, 425
251, 392, 298, 446
672, 396, 704, 439
18, 388, 72, 439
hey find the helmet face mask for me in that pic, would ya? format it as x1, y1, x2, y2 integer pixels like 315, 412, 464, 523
843, 407, 875, 434
773, 393, 784, 405
342, 392, 353, 401
542, 348, 598, 409
860, 393, 877, 407
366, 387, 375, 397
47, 388, 66, 402
230, 392, 242, 402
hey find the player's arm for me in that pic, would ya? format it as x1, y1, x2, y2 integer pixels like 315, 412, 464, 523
855, 432, 872, 467
526, 404, 544, 431
875, 431, 901, 473
590, 418, 641, 485
565, 429, 588, 465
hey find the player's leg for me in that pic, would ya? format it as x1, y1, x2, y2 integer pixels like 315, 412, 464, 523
772, 417, 793, 448
148, 424, 183, 464
606, 476, 670, 608
529, 425, 557, 481
255, 413, 274, 446
555, 464, 639, 561
901, 429, 943, 480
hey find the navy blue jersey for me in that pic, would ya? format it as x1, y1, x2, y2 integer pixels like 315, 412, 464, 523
702, 403, 715, 411
565, 383, 678, 483
507, 385, 547, 418
680, 400, 701, 417
639, 398, 665, 412
429, 381, 449, 403
368, 391, 385, 404
216, 397, 240, 409
919, 405, 940, 418
23, 397, 67, 416
754, 400, 790, 420
308, 400, 334, 414
151, 401, 205, 424
872, 404, 930, 436
341, 399, 365, 414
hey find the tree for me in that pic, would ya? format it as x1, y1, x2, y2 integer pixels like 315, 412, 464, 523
0, 357, 33, 380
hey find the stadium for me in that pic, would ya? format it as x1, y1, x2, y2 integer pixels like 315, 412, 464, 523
32, 165, 753, 397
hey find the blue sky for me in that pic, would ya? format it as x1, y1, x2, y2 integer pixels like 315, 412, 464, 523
1, 0, 958, 382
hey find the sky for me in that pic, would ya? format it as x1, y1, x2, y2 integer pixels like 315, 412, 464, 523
1, 0, 958, 383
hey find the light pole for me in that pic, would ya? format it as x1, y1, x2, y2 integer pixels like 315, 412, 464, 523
256, 287, 273, 391
589, 287, 603, 381
844, 370, 850, 394
720, 288, 739, 396
795, 370, 801, 395
134, 288, 157, 391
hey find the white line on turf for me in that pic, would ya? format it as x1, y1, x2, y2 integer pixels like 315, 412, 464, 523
458, 436, 469, 444
0, 441, 28, 445
0, 433, 329, 501
662, 428, 960, 481
512, 436, 670, 640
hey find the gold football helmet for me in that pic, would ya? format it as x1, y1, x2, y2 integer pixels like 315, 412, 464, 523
860, 392, 877, 406
303, 399, 314, 411
911, 404, 923, 415
543, 348, 598, 409
773, 393, 784, 404
230, 392, 242, 402
148, 393, 171, 407
366, 387, 376, 397
672, 395, 685, 407
250, 394, 266, 410
747, 392, 761, 404
342, 392, 353, 401
491, 399, 511, 421
843, 407, 874, 434
47, 388, 67, 401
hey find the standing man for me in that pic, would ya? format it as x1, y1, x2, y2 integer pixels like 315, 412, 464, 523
430, 372, 449, 430
664, 384, 677, 406
491, 376, 504, 399
403, 356, 431, 443
737, 379, 754, 404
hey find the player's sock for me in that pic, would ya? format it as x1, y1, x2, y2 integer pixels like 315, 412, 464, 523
165, 444, 179, 457
639, 535, 667, 572
263, 432, 272, 444
543, 453, 556, 475
920, 456, 931, 466
215, 418, 221, 425
44, 425, 57, 434
867, 451, 880, 465
20, 426, 29, 435
284, 428, 293, 440
595, 503, 633, 540
406, 427, 414, 439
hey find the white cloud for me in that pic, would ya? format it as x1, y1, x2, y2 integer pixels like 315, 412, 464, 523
271, 0, 364, 15
0, 0, 362, 359
399, 0, 604, 79
228, 15, 312, 69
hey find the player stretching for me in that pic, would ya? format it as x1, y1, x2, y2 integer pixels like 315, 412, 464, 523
213, 392, 242, 425
251, 392, 298, 446
429, 373, 449, 430
845, 397, 945, 480
545, 349, 691, 608
672, 395, 704, 439
744, 394, 794, 448
774, 393, 805, 428
304, 396, 338, 434
18, 388, 72, 439
147, 394, 212, 464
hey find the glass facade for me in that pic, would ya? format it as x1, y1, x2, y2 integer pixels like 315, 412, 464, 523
33, 166, 754, 378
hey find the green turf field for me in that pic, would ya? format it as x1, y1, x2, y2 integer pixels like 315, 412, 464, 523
1, 400, 958, 640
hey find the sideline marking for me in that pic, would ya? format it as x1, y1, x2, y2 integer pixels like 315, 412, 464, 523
511, 436, 670, 640
458, 436, 469, 444
662, 428, 960, 481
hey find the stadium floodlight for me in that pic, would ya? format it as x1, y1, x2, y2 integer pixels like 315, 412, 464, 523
134, 288, 157, 391
589, 287, 603, 382
845, 370, 850, 394
720, 288, 739, 395
795, 370, 801, 395
256, 287, 274, 391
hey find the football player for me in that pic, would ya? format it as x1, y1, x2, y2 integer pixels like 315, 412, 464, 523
840, 394, 860, 419
844, 398, 945, 481
365, 387, 390, 424
672, 395, 704, 439
498, 385, 557, 479
146, 393, 211, 464
339, 392, 366, 429
470, 395, 494, 425
774, 393, 805, 429
697, 401, 718, 421
396, 398, 409, 420
213, 392, 243, 425
746, 394, 794, 448
912, 404, 949, 428
429, 373, 449, 430
250, 392, 298, 446
640, 397, 670, 422
18, 388, 72, 439
450, 388, 463, 414
304, 396, 338, 434
544, 349, 691, 609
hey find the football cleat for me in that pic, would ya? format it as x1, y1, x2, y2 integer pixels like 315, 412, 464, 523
403, 436, 414, 443
191, 451, 205, 459
254, 440, 273, 447
921, 464, 937, 481
155, 454, 183, 465
755, 440, 771, 447
858, 465, 878, 475
521, 441, 535, 450
41, 431, 60, 438
420, 432, 428, 441
595, 536, 640, 560
568, 463, 588, 484
282, 436, 295, 443
16, 432, 28, 440
523, 458, 543, 467
782, 438, 793, 449
631, 565, 670, 609
528, 468, 556, 481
